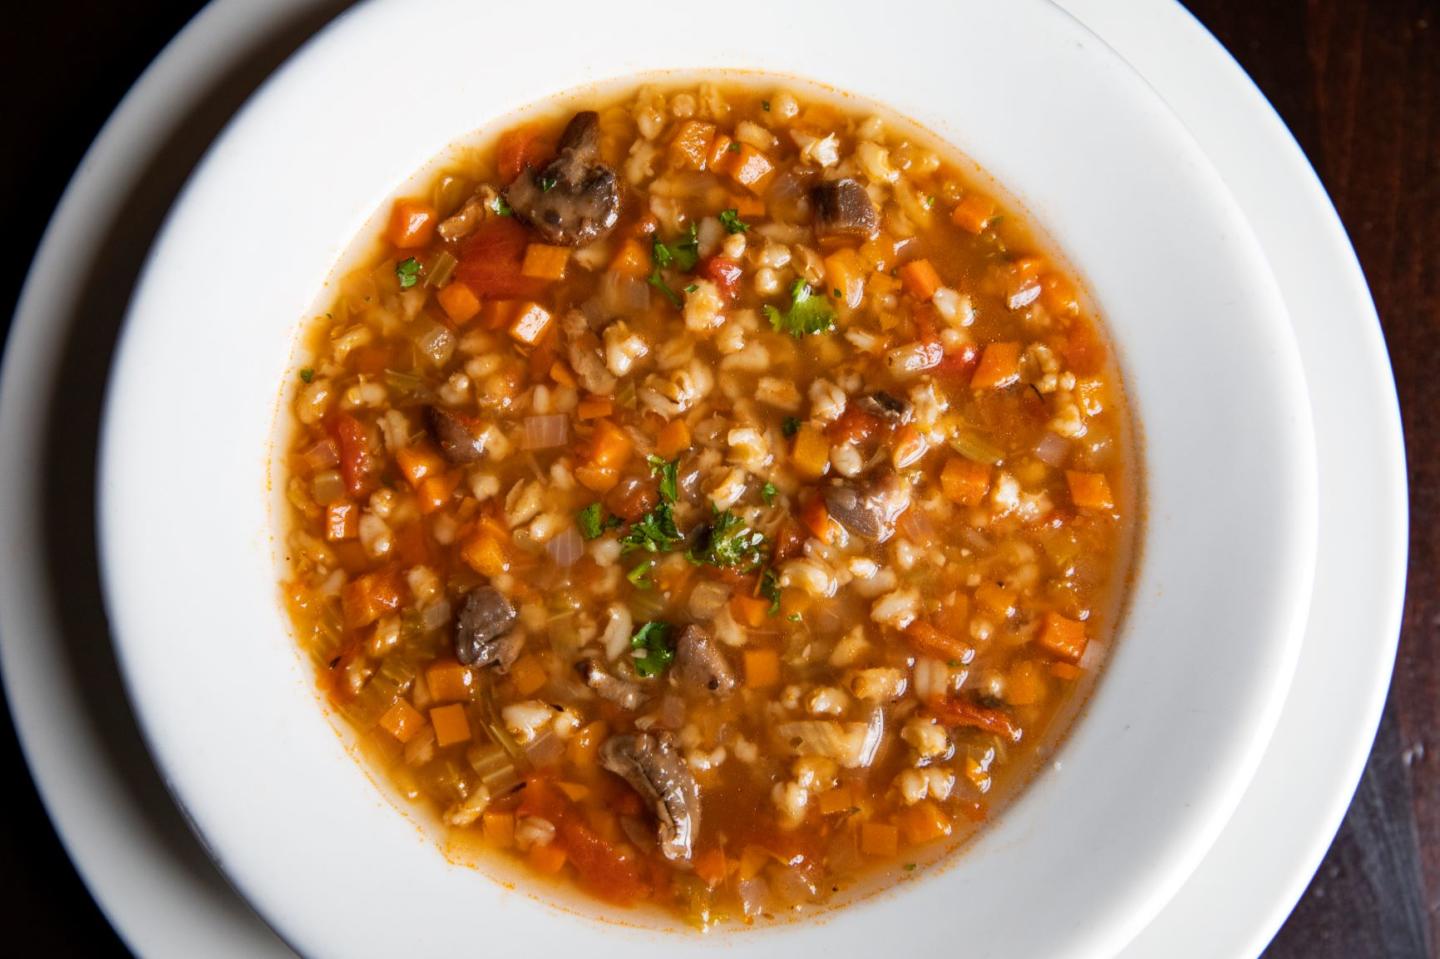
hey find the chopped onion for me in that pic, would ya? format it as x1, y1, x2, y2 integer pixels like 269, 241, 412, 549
310, 469, 345, 506
768, 864, 819, 908
302, 439, 340, 471
524, 731, 565, 767
1033, 432, 1071, 468
1079, 638, 1105, 671
687, 580, 733, 619
521, 414, 568, 450
737, 877, 769, 919
600, 270, 650, 315
420, 599, 452, 633
414, 319, 456, 367
545, 526, 584, 568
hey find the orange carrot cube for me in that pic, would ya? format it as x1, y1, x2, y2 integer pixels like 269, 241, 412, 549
520, 243, 570, 281
386, 198, 437, 249
436, 281, 481, 324
669, 120, 716, 170
860, 822, 899, 857
482, 810, 515, 848
897, 801, 953, 845
508, 301, 553, 346
395, 443, 445, 488
898, 258, 942, 301
940, 457, 992, 506
429, 703, 471, 747
509, 654, 548, 696
970, 342, 1021, 390
951, 193, 996, 234
655, 419, 691, 457
426, 660, 474, 704
378, 699, 426, 744
743, 649, 780, 688
460, 530, 509, 579
324, 500, 358, 542
1066, 470, 1115, 511
1037, 611, 1088, 663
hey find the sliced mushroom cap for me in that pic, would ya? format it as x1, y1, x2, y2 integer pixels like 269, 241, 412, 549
673, 625, 736, 696
812, 178, 879, 240
575, 658, 646, 711
857, 391, 913, 426
561, 309, 617, 395
824, 470, 912, 541
454, 585, 521, 668
503, 111, 621, 247
424, 405, 489, 463
600, 732, 700, 862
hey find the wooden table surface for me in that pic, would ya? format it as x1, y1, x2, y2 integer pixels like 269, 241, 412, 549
0, 1, 1433, 955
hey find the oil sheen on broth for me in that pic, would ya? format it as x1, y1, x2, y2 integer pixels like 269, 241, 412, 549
279, 79, 1138, 928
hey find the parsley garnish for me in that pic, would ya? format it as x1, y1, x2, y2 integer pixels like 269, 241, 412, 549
491, 195, 512, 216
781, 417, 802, 438
921, 195, 936, 210
652, 224, 700, 273
538, 174, 558, 193
760, 566, 782, 615
718, 208, 749, 234
687, 508, 767, 571
788, 612, 802, 623
764, 279, 836, 338
727, 141, 741, 153
395, 257, 422, 289
630, 622, 674, 677
903, 863, 918, 872
620, 501, 684, 554
647, 454, 680, 503
762, 100, 771, 112
577, 503, 605, 540
648, 269, 683, 307
627, 560, 655, 589
299, 368, 314, 384
684, 283, 698, 293
761, 481, 777, 505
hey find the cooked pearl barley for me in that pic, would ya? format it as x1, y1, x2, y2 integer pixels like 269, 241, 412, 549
847, 667, 907, 702
504, 480, 544, 527
856, 141, 899, 183
756, 377, 802, 411
603, 321, 650, 377
902, 716, 950, 761
754, 267, 782, 296
514, 816, 557, 851
341, 381, 387, 410
771, 91, 800, 121
358, 513, 393, 559
781, 558, 838, 597
809, 378, 847, 422
600, 603, 633, 660
807, 686, 850, 717
831, 443, 864, 477
295, 379, 332, 425
722, 232, 747, 259
870, 588, 921, 629
706, 467, 748, 511
932, 287, 974, 326
502, 701, 555, 744
683, 280, 726, 331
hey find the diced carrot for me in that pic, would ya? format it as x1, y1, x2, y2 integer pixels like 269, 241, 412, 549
940, 457, 992, 506
497, 123, 548, 181
378, 699, 425, 743
528, 841, 569, 875
928, 696, 1022, 743
818, 783, 857, 815
707, 133, 734, 169
730, 594, 770, 628
693, 847, 728, 887
824, 249, 866, 309
329, 412, 378, 498
1050, 661, 1084, 681
899, 258, 942, 301
436, 281, 481, 324
1006, 660, 1048, 706
386, 198, 437, 249
417, 470, 461, 514
324, 500, 358, 542
655, 418, 691, 457
426, 659, 474, 703
429, 703, 471, 747
1062, 316, 1108, 375
576, 396, 613, 421
897, 801, 953, 845
1066, 470, 1115, 511
549, 360, 576, 388
668, 119, 717, 170
574, 465, 619, 494
970, 341, 1022, 390
508, 301, 553, 346
510, 654, 548, 696
455, 218, 546, 299
860, 822, 899, 857
482, 810, 516, 848
395, 443, 445, 488
737, 845, 770, 881
799, 495, 833, 544
566, 720, 608, 768
975, 582, 1016, 619
460, 530, 509, 579
720, 143, 774, 192
348, 344, 392, 376
778, 587, 810, 619
951, 193, 997, 234
608, 239, 650, 277
733, 194, 766, 218
1040, 272, 1079, 317
583, 419, 633, 474
557, 781, 591, 802
341, 568, 405, 629
792, 423, 831, 480
743, 649, 780, 688
521, 243, 570, 281
1037, 611, 1088, 664
906, 622, 972, 663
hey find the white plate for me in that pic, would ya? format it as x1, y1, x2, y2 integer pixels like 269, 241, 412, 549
0, 1, 1403, 957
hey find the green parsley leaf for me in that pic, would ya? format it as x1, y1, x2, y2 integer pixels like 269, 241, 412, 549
787, 612, 802, 623
651, 234, 675, 269
577, 503, 606, 540
620, 501, 684, 554
647, 454, 680, 503
627, 560, 655, 589
538, 174, 558, 193
491, 195, 512, 216
684, 283, 698, 293
395, 257, 422, 289
781, 417, 801, 438
687, 508, 767, 571
903, 863, 918, 872
761, 481, 777, 505
728, 141, 741, 153
921, 195, 936, 211
718, 208, 749, 234
630, 622, 674, 677
298, 368, 315, 384
648, 268, 683, 308
760, 566, 782, 615
677, 222, 700, 270
764, 279, 836, 338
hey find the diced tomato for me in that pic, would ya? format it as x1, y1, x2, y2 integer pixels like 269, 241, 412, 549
496, 124, 552, 182
827, 406, 884, 446
698, 255, 744, 299
455, 218, 547, 300
558, 817, 649, 905
934, 343, 980, 379
928, 696, 1022, 743
517, 775, 569, 821
328, 412, 378, 497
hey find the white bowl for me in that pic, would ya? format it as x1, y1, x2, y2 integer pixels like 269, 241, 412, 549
98, 0, 1317, 956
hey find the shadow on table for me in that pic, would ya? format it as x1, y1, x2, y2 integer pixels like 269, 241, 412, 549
28, 2, 352, 954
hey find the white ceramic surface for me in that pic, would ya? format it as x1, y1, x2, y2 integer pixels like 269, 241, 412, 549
94, 1, 1316, 956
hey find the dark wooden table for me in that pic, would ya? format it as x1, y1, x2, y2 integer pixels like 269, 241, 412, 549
0, 2, 1434, 955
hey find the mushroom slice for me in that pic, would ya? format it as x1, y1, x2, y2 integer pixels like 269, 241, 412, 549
812, 178, 879, 240
423, 405, 489, 464
454, 585, 521, 668
503, 111, 621, 247
673, 625, 736, 696
823, 470, 912, 541
600, 732, 701, 862
575, 658, 646, 711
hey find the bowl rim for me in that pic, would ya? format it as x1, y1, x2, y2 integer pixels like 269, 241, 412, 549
96, 1, 1317, 956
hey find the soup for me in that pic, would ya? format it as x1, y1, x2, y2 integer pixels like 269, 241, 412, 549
279, 79, 1137, 927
